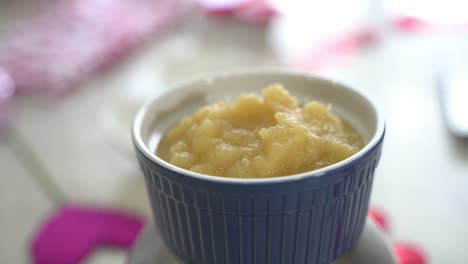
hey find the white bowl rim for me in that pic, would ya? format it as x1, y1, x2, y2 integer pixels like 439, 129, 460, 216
132, 69, 385, 184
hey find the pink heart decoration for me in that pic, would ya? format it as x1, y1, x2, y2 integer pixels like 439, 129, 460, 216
31, 204, 144, 264
394, 243, 427, 264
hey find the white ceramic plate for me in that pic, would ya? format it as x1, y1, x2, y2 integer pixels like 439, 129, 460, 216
127, 219, 396, 264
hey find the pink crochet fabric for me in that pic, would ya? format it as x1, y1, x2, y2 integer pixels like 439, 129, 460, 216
200, 0, 276, 24
0, 0, 182, 94
291, 26, 379, 73
0, 68, 15, 129
393, 15, 468, 32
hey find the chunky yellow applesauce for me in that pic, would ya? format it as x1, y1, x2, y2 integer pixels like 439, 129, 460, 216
157, 85, 364, 178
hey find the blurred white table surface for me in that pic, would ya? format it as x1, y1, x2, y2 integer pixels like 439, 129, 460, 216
1, 2, 468, 263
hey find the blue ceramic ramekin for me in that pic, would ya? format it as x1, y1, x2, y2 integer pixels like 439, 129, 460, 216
132, 70, 385, 264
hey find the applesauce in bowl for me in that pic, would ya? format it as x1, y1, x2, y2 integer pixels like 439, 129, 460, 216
158, 85, 364, 178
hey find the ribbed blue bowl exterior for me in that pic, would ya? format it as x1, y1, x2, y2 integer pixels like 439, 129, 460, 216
136, 137, 383, 264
